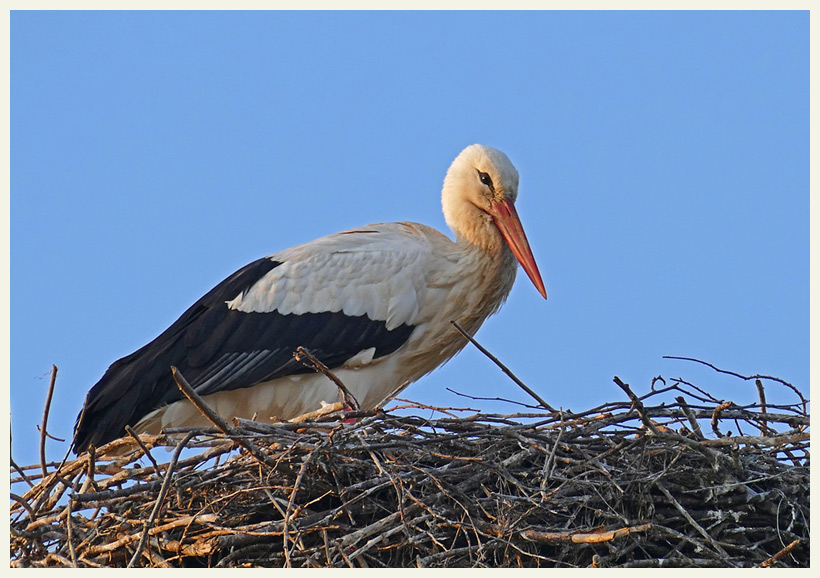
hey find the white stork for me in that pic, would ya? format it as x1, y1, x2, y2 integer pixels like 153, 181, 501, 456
72, 144, 547, 454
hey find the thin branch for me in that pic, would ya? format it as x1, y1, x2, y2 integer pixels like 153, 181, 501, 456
170, 366, 281, 471
63, 475, 81, 567
755, 379, 771, 435
127, 431, 196, 567
760, 539, 800, 568
655, 481, 731, 561
450, 320, 556, 412
9, 493, 35, 518
675, 396, 705, 440
294, 346, 360, 410
10, 457, 35, 489
700, 432, 809, 448
663, 355, 806, 410
445, 387, 542, 410
39, 365, 59, 480
613, 376, 660, 435
616, 377, 725, 468
125, 425, 161, 476
283, 446, 320, 567
711, 401, 733, 437
519, 523, 652, 544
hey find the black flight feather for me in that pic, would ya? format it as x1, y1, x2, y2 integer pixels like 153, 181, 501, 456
72, 257, 415, 454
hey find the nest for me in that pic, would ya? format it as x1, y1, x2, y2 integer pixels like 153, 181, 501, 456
10, 360, 810, 568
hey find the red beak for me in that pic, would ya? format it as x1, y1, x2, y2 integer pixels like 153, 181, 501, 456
488, 198, 547, 299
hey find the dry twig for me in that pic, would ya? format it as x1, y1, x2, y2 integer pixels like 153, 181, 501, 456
294, 346, 360, 410
450, 320, 555, 411
39, 365, 59, 480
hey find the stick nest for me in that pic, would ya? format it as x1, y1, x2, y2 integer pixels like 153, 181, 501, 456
10, 370, 810, 568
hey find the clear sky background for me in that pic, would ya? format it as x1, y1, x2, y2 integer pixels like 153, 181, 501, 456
10, 10, 808, 467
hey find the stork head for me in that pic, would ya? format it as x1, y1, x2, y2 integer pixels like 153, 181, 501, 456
442, 144, 547, 299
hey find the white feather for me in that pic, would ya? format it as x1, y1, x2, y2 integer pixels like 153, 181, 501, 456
228, 223, 436, 329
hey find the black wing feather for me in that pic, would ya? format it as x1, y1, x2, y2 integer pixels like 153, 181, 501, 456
72, 257, 415, 453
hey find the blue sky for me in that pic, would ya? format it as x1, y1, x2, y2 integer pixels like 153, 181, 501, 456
10, 10, 808, 467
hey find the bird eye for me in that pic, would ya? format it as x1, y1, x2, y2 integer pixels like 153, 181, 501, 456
478, 171, 494, 188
